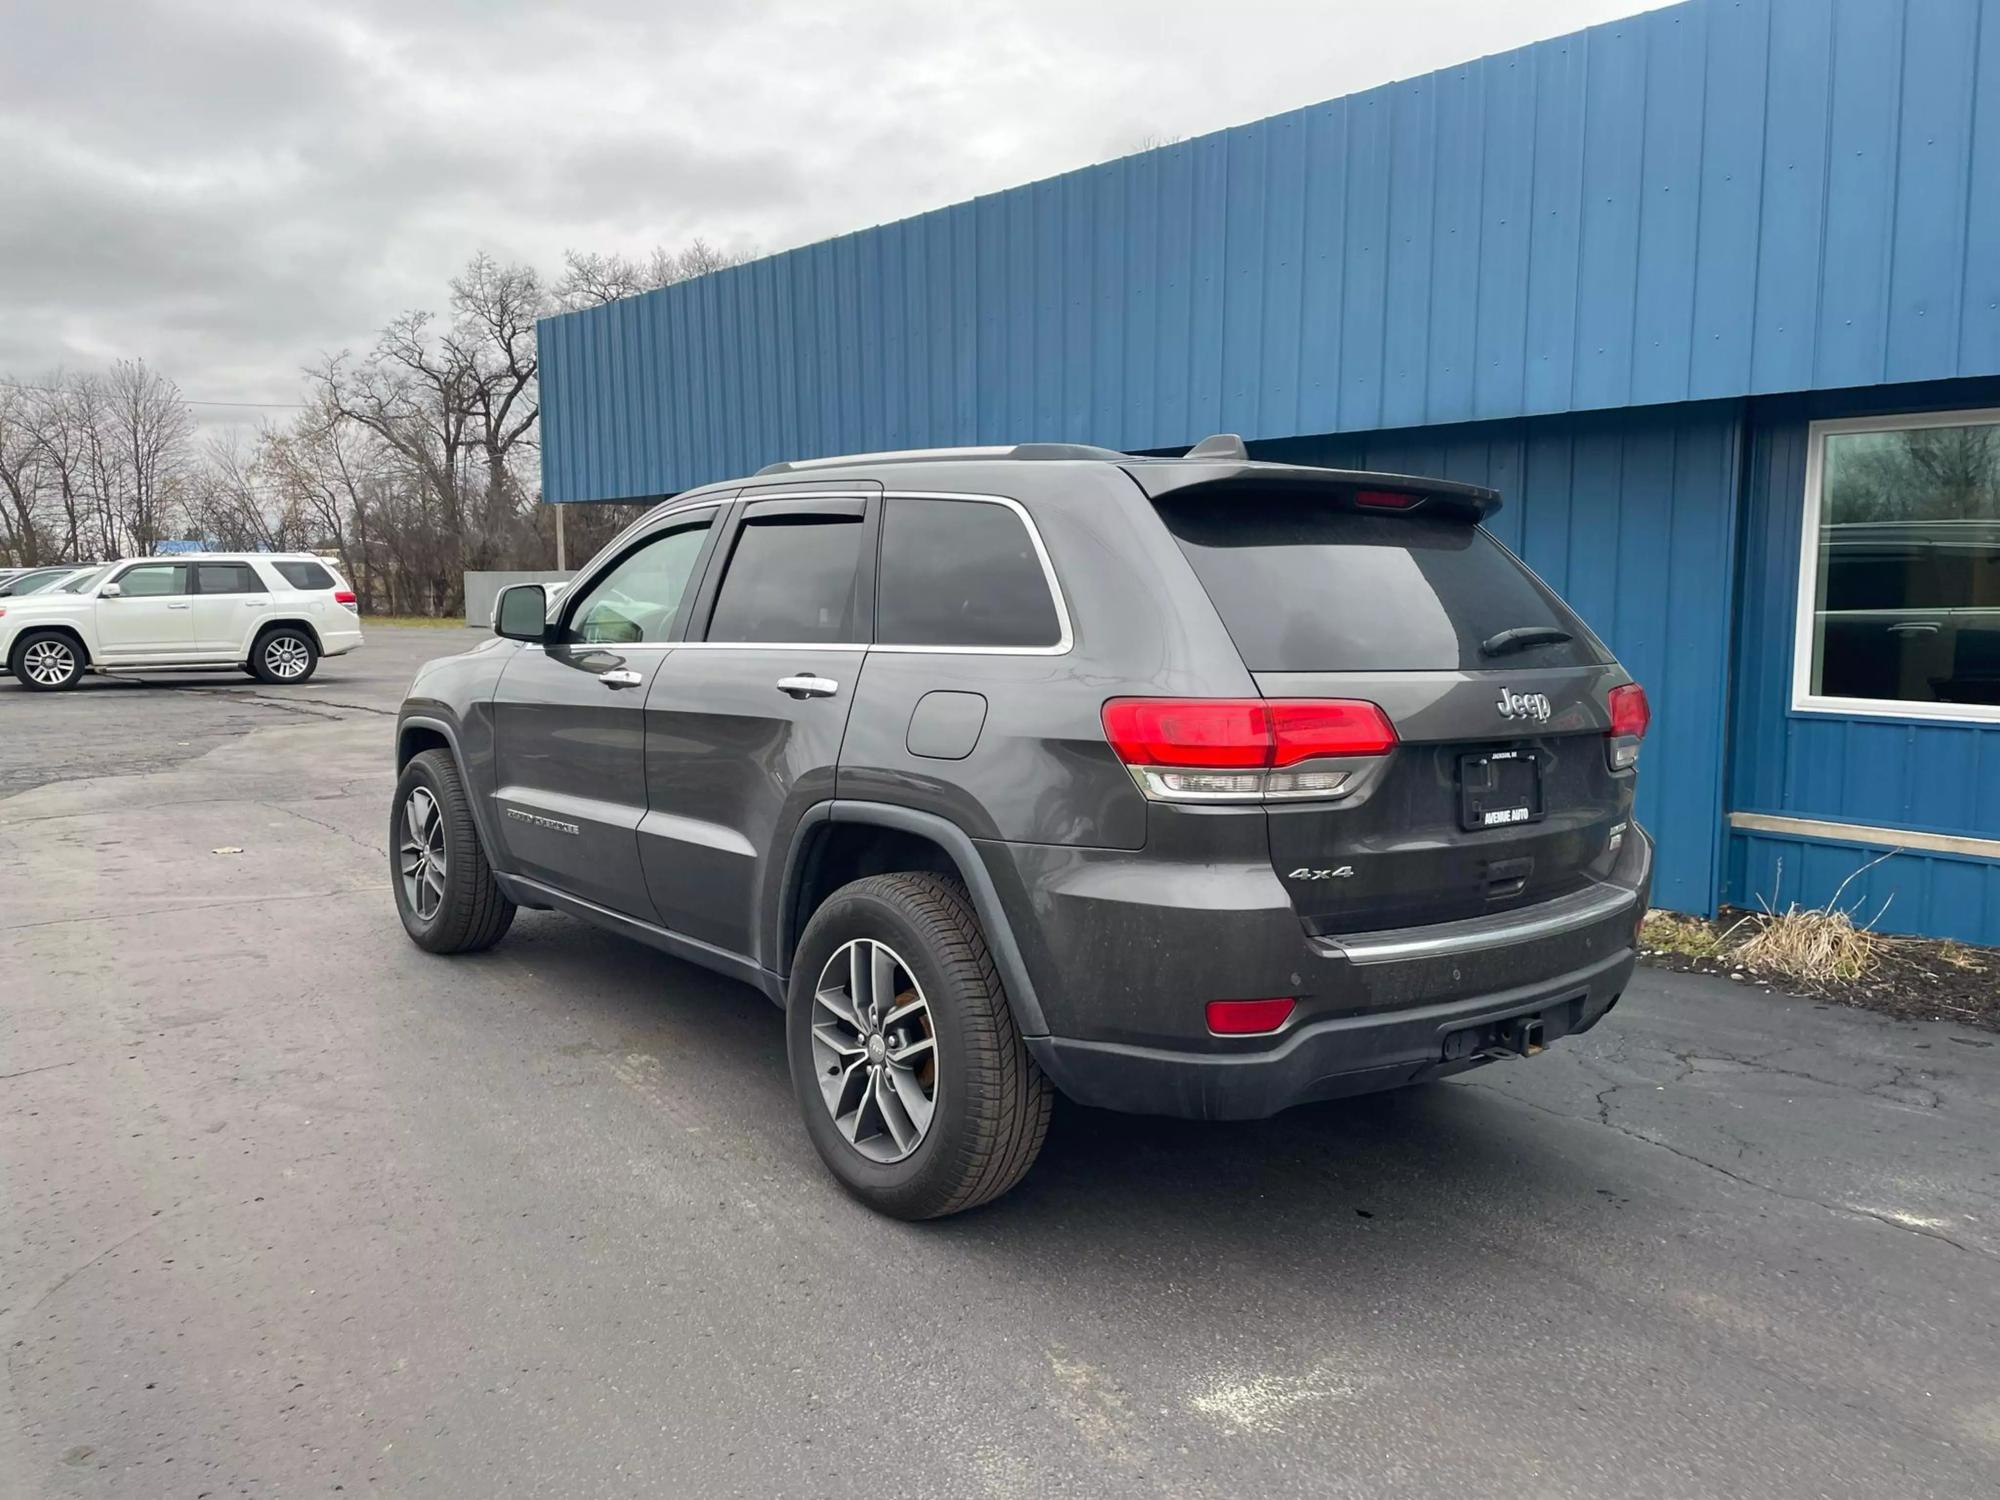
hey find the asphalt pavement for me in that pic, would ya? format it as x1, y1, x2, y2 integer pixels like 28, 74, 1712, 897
2, 626, 1996, 1498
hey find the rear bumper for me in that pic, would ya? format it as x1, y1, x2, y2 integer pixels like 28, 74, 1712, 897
319, 626, 362, 658
988, 819, 1651, 1121
1027, 945, 1632, 1120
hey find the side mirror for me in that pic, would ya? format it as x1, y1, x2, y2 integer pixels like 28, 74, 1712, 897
100, 582, 123, 598
493, 582, 548, 642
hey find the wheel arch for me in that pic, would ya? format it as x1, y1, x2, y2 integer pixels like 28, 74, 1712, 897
775, 801, 1049, 1037
249, 615, 324, 657
396, 715, 506, 876
8, 623, 91, 670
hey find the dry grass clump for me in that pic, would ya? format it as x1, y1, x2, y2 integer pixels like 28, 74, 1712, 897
1732, 904, 1883, 984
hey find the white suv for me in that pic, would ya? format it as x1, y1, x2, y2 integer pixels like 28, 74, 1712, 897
0, 554, 363, 691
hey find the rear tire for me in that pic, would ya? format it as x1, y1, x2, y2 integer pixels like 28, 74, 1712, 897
786, 873, 1052, 1219
251, 626, 318, 684
391, 748, 515, 953
9, 630, 86, 691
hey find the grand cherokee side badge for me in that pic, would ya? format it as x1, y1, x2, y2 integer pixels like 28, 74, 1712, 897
1289, 866, 1355, 880
1496, 688, 1552, 722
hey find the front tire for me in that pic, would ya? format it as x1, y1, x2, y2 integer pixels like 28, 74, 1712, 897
251, 626, 318, 684
9, 630, 86, 691
786, 873, 1052, 1219
391, 748, 515, 953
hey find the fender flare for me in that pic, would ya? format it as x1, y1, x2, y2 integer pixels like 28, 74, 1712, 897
396, 714, 506, 874
773, 800, 1050, 1039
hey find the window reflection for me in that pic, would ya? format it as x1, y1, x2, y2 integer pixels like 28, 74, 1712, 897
1811, 418, 2000, 708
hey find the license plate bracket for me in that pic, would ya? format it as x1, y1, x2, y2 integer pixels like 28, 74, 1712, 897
1459, 750, 1544, 831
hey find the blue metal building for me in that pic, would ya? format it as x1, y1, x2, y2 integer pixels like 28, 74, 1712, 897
536, 0, 2000, 943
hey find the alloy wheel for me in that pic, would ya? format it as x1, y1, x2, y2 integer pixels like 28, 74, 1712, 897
21, 639, 76, 687
400, 786, 448, 921
809, 938, 938, 1163
264, 635, 311, 679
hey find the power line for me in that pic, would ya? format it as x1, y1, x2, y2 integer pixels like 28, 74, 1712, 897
0, 378, 307, 410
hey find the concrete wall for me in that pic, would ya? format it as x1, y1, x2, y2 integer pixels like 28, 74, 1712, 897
462, 570, 574, 628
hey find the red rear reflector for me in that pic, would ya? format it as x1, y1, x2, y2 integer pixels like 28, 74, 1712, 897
333, 588, 358, 606
1206, 998, 1296, 1035
1354, 489, 1419, 510
1608, 682, 1650, 740
1100, 699, 1397, 769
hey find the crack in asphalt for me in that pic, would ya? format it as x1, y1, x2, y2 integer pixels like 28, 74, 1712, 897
0, 1059, 80, 1083
1, 886, 379, 933
1464, 1077, 1995, 1261
261, 800, 387, 859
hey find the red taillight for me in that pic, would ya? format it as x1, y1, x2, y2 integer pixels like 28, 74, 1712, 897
1607, 682, 1649, 770
1100, 698, 1397, 802
333, 588, 357, 607
1100, 699, 1270, 769
1206, 998, 1296, 1035
1354, 488, 1420, 510
1267, 700, 1399, 763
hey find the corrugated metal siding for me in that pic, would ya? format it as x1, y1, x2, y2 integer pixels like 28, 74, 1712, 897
541, 0, 2000, 502
1724, 376, 2000, 939
1254, 400, 1742, 915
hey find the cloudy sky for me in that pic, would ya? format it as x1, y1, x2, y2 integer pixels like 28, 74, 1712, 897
3, 0, 1655, 424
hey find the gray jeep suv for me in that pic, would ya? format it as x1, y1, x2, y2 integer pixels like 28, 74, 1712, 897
392, 437, 1653, 1218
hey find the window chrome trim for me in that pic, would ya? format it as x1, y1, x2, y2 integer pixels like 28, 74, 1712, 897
1790, 408, 2000, 727
864, 490, 1074, 657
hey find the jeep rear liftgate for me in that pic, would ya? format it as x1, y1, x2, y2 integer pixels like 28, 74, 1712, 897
1143, 476, 1644, 935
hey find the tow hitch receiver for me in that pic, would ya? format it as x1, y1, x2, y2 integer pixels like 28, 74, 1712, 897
1442, 1013, 1550, 1063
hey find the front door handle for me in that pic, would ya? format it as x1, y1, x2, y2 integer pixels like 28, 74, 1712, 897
776, 673, 840, 699
166, 602, 191, 610
599, 668, 644, 689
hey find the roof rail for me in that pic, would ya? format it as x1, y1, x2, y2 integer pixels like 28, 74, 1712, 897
754, 441, 1127, 476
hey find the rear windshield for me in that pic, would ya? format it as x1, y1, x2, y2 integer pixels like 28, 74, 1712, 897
1155, 492, 1606, 672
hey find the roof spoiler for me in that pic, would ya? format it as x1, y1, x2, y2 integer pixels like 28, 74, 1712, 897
1124, 455, 1503, 523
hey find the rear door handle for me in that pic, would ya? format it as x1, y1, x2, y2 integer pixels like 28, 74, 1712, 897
166, 602, 191, 610
776, 674, 840, 699
599, 669, 644, 689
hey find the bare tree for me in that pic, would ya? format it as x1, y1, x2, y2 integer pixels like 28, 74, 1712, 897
551, 237, 756, 311
0, 383, 47, 565
98, 360, 194, 553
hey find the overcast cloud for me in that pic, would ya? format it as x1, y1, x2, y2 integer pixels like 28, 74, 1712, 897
2, 0, 1655, 422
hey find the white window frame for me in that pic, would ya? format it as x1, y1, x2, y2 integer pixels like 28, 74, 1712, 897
1791, 406, 2000, 725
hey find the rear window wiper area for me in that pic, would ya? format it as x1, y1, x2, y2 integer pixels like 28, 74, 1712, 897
1479, 625, 1574, 658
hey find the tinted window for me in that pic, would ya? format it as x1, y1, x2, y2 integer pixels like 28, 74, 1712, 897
196, 563, 265, 595
115, 563, 188, 598
876, 498, 1061, 648
0, 568, 73, 596
1807, 418, 2000, 708
563, 514, 714, 645
1154, 492, 1603, 672
273, 560, 336, 590
705, 514, 865, 644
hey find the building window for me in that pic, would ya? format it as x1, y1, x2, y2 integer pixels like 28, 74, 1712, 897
1794, 409, 2000, 723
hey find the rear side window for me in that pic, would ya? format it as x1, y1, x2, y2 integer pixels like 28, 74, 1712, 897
273, 560, 336, 590
705, 512, 866, 644
1154, 492, 1605, 672
876, 498, 1061, 648
196, 563, 265, 595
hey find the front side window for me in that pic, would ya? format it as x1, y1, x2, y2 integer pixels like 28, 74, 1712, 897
115, 563, 188, 597
875, 498, 1063, 649
563, 512, 714, 645
1798, 412, 2000, 719
705, 511, 866, 644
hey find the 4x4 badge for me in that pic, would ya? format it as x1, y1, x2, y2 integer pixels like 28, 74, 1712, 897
1496, 688, 1552, 723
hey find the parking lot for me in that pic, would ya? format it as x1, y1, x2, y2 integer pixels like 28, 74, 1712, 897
1, 624, 1996, 1497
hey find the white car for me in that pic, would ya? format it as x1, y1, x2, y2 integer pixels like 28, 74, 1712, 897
0, 554, 363, 691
